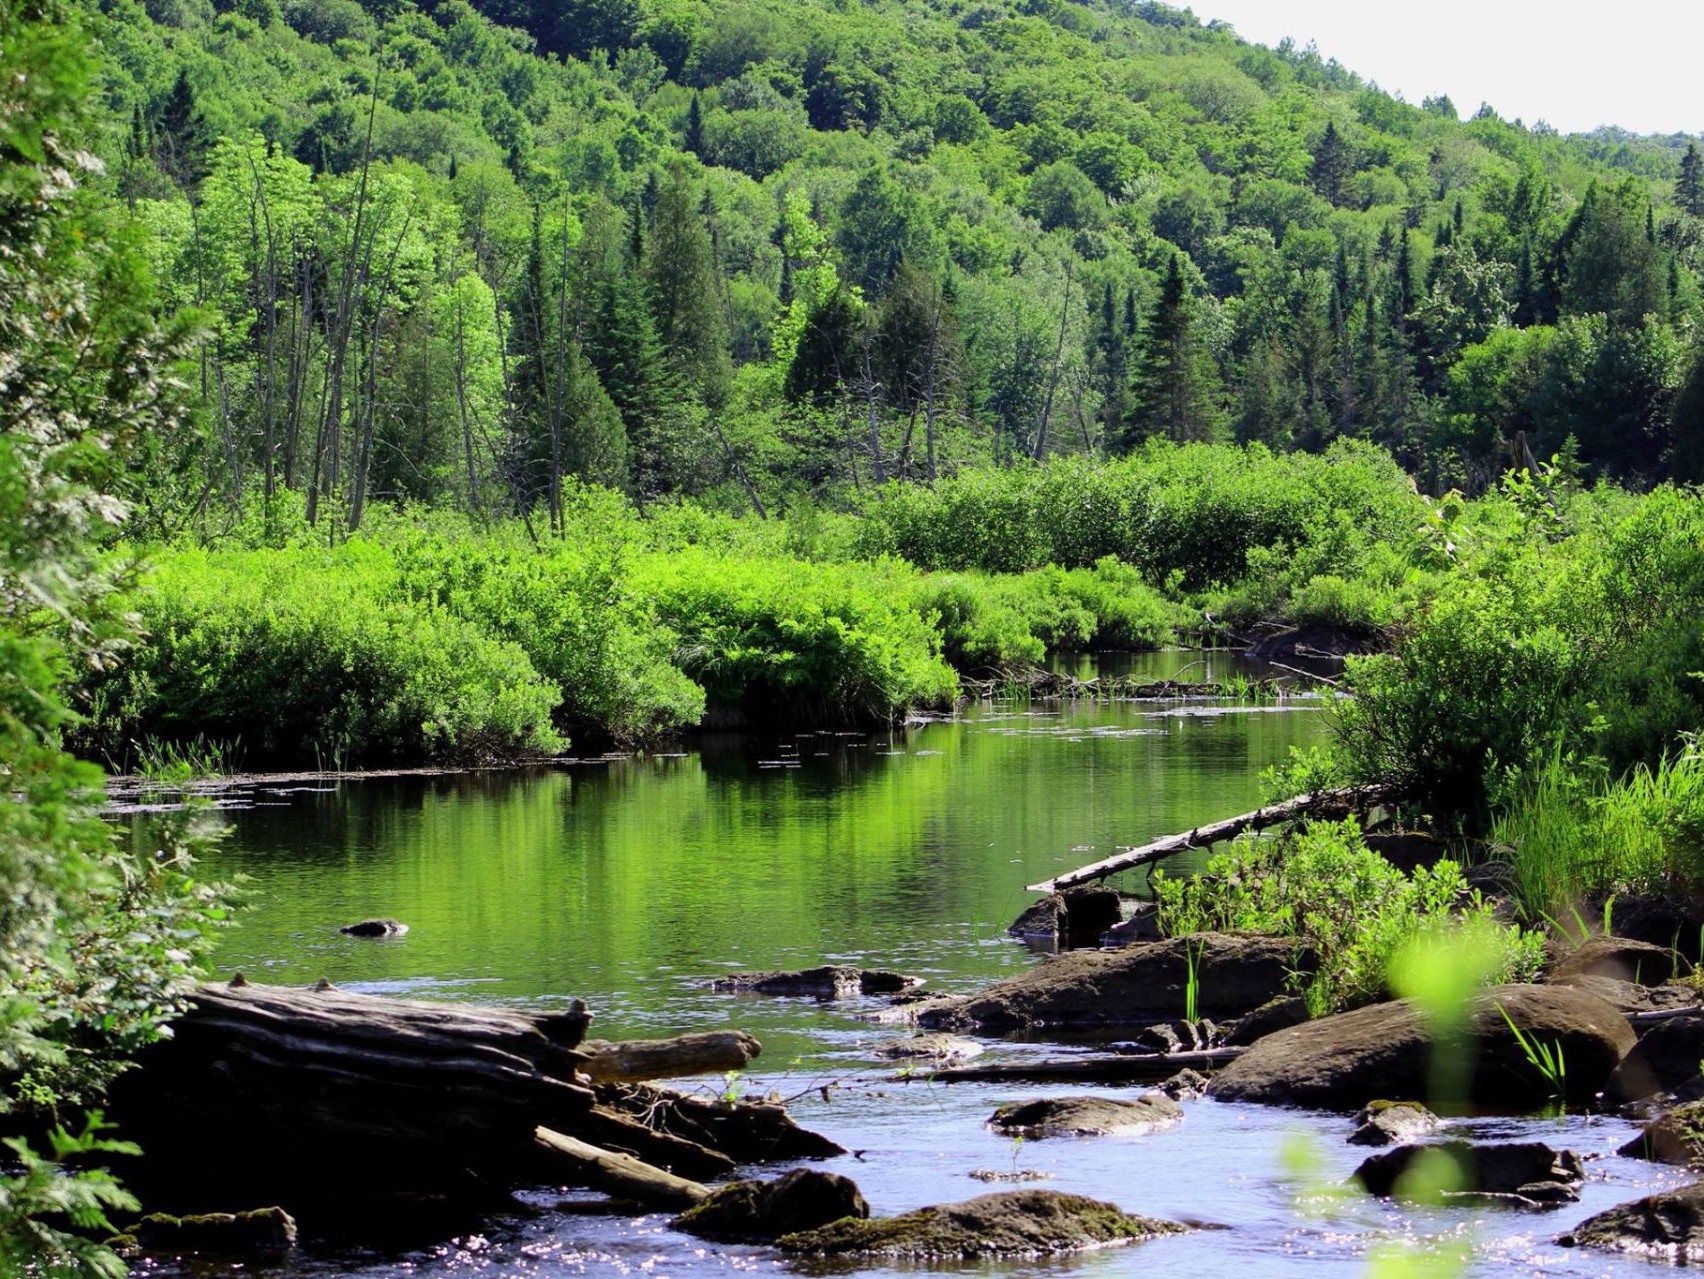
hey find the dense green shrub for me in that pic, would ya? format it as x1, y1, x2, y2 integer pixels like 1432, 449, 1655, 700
635, 550, 958, 726
390, 528, 705, 744
1153, 820, 1542, 1014
854, 441, 1425, 591
83, 544, 566, 767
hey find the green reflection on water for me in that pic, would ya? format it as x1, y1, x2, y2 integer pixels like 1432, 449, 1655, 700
175, 686, 1328, 1064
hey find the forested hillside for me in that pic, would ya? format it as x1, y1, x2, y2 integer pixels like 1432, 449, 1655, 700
78, 0, 1704, 533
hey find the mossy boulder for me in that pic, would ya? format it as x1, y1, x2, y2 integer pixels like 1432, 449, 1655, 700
675, 1169, 867, 1242
122, 1207, 297, 1256
1207, 984, 1635, 1111
988, 1093, 1183, 1139
1348, 1100, 1439, 1147
885, 933, 1309, 1037
1560, 1181, 1704, 1260
1619, 1100, 1704, 1166
776, 1189, 1187, 1259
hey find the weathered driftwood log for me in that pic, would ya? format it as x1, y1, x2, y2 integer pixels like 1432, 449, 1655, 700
533, 1127, 709, 1208
1026, 784, 1402, 892
903, 1048, 1244, 1085
112, 979, 596, 1203
596, 1082, 848, 1162
579, 1031, 761, 1084
575, 1105, 738, 1180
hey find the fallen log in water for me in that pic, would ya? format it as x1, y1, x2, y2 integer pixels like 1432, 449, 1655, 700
533, 1127, 709, 1208
961, 670, 1301, 701
109, 979, 837, 1218
904, 1048, 1245, 1085
1026, 784, 1403, 893
579, 1030, 762, 1083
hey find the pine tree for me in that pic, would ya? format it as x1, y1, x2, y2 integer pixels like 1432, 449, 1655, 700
1127, 256, 1219, 445
685, 91, 704, 157
1090, 282, 1128, 443
1309, 121, 1348, 206
153, 68, 212, 188
1679, 143, 1704, 218
645, 167, 731, 410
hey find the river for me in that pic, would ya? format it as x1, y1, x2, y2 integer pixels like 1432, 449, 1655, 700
142, 653, 1688, 1278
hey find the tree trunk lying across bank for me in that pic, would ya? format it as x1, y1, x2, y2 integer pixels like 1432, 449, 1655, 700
109, 979, 839, 1219
1026, 783, 1403, 893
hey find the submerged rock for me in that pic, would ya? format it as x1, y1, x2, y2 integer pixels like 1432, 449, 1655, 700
339, 918, 408, 938
1206, 984, 1635, 1111
776, 1189, 1188, 1259
988, 1093, 1183, 1139
1348, 1101, 1439, 1147
674, 1170, 868, 1242
884, 933, 1308, 1037
1559, 1181, 1704, 1260
707, 966, 921, 999
1008, 887, 1129, 950
1604, 1015, 1704, 1105
1619, 1100, 1704, 1166
1353, 1141, 1583, 1208
122, 1208, 298, 1256
872, 1033, 983, 1063
1154, 1068, 1211, 1101
1549, 935, 1687, 986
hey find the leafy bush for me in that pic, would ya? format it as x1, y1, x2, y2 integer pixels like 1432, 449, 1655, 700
83, 544, 566, 768
635, 550, 959, 726
1153, 819, 1541, 1014
854, 441, 1424, 590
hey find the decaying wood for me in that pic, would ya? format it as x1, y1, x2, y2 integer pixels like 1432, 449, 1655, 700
111, 980, 839, 1218
533, 1127, 709, 1208
576, 1105, 738, 1180
596, 1082, 848, 1162
1026, 784, 1402, 893
906, 1047, 1244, 1085
579, 1031, 761, 1084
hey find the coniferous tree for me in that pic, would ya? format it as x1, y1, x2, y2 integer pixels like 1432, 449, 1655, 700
1679, 143, 1704, 219
1127, 255, 1219, 444
1309, 121, 1348, 206
153, 68, 212, 188
1090, 282, 1128, 443
645, 167, 731, 411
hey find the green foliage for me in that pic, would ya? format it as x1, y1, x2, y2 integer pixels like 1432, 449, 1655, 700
81, 542, 567, 768
0, 1, 236, 1267
1153, 819, 1541, 1014
0, 1118, 141, 1279
635, 550, 958, 726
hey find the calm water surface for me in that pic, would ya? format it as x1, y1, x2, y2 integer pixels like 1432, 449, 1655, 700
143, 657, 1688, 1278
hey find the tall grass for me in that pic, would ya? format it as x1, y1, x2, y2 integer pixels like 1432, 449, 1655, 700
1489, 747, 1704, 921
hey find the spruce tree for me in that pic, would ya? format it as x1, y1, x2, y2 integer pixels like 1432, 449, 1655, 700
645, 167, 731, 411
1128, 256, 1219, 445
1309, 121, 1348, 206
1679, 143, 1704, 218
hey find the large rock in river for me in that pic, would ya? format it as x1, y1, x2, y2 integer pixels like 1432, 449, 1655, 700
1549, 935, 1687, 986
675, 1169, 868, 1242
1354, 1140, 1584, 1208
1603, 1015, 1704, 1105
884, 933, 1308, 1036
776, 1189, 1187, 1259
1559, 1181, 1704, 1261
1206, 984, 1635, 1111
988, 1093, 1182, 1139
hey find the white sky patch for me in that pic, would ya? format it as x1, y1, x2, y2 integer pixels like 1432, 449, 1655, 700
1193, 1, 1704, 137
